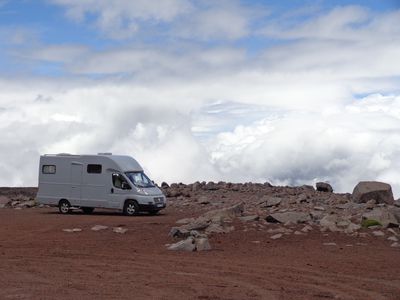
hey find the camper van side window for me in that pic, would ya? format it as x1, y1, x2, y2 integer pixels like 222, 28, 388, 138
42, 165, 56, 174
87, 164, 102, 174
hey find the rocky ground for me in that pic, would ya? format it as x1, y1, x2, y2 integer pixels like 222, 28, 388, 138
0, 182, 400, 299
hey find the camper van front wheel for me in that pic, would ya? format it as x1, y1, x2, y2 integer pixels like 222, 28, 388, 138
59, 200, 71, 214
123, 200, 138, 216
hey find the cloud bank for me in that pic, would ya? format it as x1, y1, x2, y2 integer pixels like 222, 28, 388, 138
0, 2, 400, 197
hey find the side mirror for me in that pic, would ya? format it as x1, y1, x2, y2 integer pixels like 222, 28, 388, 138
122, 182, 131, 190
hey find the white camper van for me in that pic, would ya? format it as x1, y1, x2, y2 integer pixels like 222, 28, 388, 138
36, 153, 166, 215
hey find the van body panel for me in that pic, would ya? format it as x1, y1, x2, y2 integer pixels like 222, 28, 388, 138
37, 154, 166, 213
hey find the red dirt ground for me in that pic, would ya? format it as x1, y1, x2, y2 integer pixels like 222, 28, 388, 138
0, 207, 399, 300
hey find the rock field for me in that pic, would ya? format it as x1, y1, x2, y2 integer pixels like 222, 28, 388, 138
2, 181, 399, 252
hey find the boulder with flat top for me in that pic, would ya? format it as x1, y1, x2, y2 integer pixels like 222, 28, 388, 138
352, 181, 394, 205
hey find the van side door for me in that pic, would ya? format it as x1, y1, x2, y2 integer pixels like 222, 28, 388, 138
70, 162, 83, 205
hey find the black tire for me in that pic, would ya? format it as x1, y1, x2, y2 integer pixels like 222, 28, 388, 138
82, 207, 95, 214
123, 200, 139, 216
59, 199, 71, 214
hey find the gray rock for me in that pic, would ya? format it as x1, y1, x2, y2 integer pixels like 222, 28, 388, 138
239, 215, 259, 222
202, 202, 244, 222
266, 211, 310, 224
176, 218, 196, 224
205, 223, 234, 234
169, 227, 191, 238
316, 182, 333, 193
63, 228, 82, 233
0, 196, 10, 206
323, 242, 337, 246
91, 225, 109, 231
270, 233, 283, 239
167, 237, 196, 251
264, 197, 282, 207
362, 208, 399, 228
352, 181, 394, 204
195, 237, 211, 251
113, 227, 128, 234
320, 215, 340, 232
19, 200, 36, 208
198, 196, 210, 205
372, 230, 385, 237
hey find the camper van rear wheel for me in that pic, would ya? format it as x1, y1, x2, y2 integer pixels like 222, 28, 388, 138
59, 200, 71, 214
123, 200, 138, 216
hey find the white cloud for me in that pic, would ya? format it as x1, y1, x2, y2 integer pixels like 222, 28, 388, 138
49, 0, 258, 41
206, 94, 400, 196
49, 0, 193, 39
1, 4, 400, 198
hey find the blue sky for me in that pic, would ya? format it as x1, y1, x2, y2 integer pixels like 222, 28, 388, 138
0, 0, 400, 196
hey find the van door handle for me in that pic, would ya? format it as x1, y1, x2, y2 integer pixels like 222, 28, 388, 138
111, 188, 114, 194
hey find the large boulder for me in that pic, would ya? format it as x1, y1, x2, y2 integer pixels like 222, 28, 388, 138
316, 182, 333, 193
352, 181, 394, 205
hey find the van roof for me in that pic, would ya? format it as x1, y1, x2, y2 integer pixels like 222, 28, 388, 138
42, 154, 143, 172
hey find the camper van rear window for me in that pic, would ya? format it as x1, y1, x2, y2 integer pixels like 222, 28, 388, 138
87, 164, 102, 174
42, 165, 56, 174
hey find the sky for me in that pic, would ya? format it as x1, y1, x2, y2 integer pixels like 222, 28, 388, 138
1, 0, 400, 196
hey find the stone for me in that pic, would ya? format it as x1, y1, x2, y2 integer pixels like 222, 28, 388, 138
19, 200, 36, 208
264, 197, 282, 207
63, 228, 82, 233
266, 211, 310, 224
362, 208, 399, 228
184, 218, 211, 231
391, 242, 400, 248
205, 223, 234, 234
344, 223, 361, 234
319, 215, 340, 232
352, 181, 394, 205
239, 215, 259, 222
161, 182, 169, 188
0, 196, 10, 206
169, 227, 191, 238
195, 237, 211, 251
176, 218, 196, 224
313, 206, 326, 211
204, 182, 218, 190
198, 196, 210, 205
91, 225, 109, 231
202, 202, 244, 222
192, 181, 201, 192
388, 236, 398, 242
372, 230, 385, 237
167, 237, 196, 251
301, 225, 313, 233
316, 182, 333, 193
323, 242, 337, 246
113, 227, 128, 234
270, 233, 283, 239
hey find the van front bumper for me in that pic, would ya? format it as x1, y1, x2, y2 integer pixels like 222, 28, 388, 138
138, 203, 166, 212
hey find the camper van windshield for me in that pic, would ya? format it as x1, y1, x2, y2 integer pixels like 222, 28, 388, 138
125, 172, 155, 188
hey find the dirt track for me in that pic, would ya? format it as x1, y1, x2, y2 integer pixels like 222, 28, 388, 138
1, 207, 399, 300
